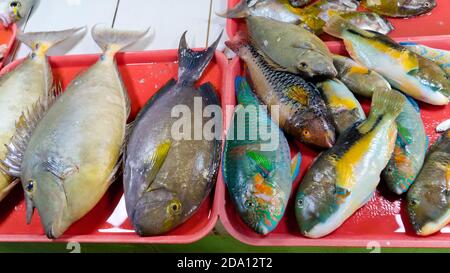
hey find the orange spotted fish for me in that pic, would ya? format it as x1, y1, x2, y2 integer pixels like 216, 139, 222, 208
324, 16, 449, 106
223, 77, 301, 235
296, 88, 405, 238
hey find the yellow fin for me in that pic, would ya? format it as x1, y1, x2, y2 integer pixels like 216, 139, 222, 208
145, 140, 172, 191
286, 86, 309, 105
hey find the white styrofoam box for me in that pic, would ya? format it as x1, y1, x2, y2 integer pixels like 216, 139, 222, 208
114, 0, 217, 51
15, 0, 119, 58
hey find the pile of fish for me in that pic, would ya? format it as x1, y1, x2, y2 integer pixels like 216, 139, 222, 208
0, 23, 223, 239
222, 0, 449, 238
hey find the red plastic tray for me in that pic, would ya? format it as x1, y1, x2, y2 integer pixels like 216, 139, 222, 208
0, 50, 229, 244
226, 0, 450, 44
0, 23, 17, 68
218, 40, 450, 248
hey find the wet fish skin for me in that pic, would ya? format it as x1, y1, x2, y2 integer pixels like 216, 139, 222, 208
333, 54, 391, 98
295, 89, 405, 238
401, 43, 450, 76
223, 77, 293, 235
124, 32, 222, 237
317, 79, 366, 134
362, 0, 436, 18
383, 92, 427, 195
1, 25, 147, 239
324, 10, 394, 35
247, 16, 337, 78
226, 33, 336, 149
325, 16, 449, 106
288, 0, 312, 7
0, 27, 85, 203
0, 0, 35, 26
407, 130, 450, 236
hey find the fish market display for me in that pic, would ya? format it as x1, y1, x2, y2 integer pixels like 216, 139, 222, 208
324, 10, 394, 35
325, 16, 449, 106
295, 89, 405, 238
123, 32, 222, 236
226, 32, 336, 148
407, 126, 450, 236
0, 0, 35, 27
317, 79, 366, 134
361, 0, 437, 18
401, 43, 450, 75
223, 77, 299, 235
246, 16, 337, 78
0, 27, 84, 203
333, 54, 391, 98
0, 25, 148, 239
383, 92, 427, 195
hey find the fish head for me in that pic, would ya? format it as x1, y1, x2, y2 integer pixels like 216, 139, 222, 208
299, 114, 336, 148
132, 188, 184, 236
237, 173, 286, 235
407, 184, 449, 236
401, 0, 436, 16
23, 164, 69, 239
0, 0, 34, 26
295, 162, 338, 238
297, 53, 337, 78
225, 31, 249, 57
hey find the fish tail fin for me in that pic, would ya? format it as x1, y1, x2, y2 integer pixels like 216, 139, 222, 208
178, 31, 222, 84
370, 89, 406, 121
92, 25, 149, 56
235, 76, 258, 107
18, 27, 86, 55
324, 15, 373, 39
216, 0, 251, 19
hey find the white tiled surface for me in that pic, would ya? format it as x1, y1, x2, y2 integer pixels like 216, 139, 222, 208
12, 0, 228, 59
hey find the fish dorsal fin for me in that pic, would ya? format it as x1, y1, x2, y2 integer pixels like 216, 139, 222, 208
144, 140, 172, 192
0, 84, 61, 178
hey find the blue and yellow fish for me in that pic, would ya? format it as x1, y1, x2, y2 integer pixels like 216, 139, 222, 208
295, 88, 405, 238
223, 77, 301, 235
400, 43, 450, 76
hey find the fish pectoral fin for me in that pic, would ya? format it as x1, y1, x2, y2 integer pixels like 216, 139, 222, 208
256, 48, 289, 72
291, 41, 315, 51
42, 157, 79, 181
144, 140, 172, 191
246, 151, 274, 178
286, 85, 309, 105
291, 152, 302, 182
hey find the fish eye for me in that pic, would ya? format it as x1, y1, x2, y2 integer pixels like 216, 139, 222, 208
168, 200, 182, 215
297, 198, 304, 208
26, 180, 36, 194
10, 1, 21, 8
424, 2, 430, 7
245, 200, 255, 209
300, 62, 309, 69
302, 129, 311, 138
409, 199, 420, 207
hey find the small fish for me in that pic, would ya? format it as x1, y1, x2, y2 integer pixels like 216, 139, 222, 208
0, 25, 148, 239
247, 16, 337, 78
324, 10, 394, 35
333, 54, 391, 98
223, 77, 300, 235
0, 0, 35, 27
325, 16, 449, 106
288, 0, 312, 8
124, 32, 223, 236
361, 0, 437, 18
296, 89, 405, 238
401, 43, 450, 76
0, 27, 85, 203
317, 79, 366, 134
407, 129, 450, 236
383, 91, 427, 195
226, 32, 336, 148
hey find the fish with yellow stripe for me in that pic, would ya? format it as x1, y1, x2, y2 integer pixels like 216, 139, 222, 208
407, 125, 450, 236
400, 42, 450, 76
317, 79, 366, 134
226, 32, 336, 149
324, 16, 449, 106
223, 77, 301, 235
333, 54, 392, 98
295, 88, 405, 238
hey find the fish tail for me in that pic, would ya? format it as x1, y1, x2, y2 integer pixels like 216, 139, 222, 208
92, 25, 149, 56
178, 31, 222, 84
235, 76, 258, 107
18, 27, 86, 55
324, 15, 372, 39
216, 0, 251, 19
369, 89, 406, 121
